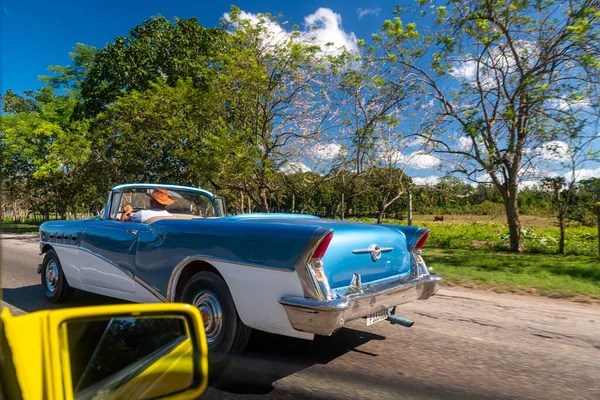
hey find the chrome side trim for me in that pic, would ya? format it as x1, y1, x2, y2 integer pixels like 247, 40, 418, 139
41, 241, 78, 250
134, 276, 167, 302
293, 228, 334, 300
78, 246, 135, 279
166, 254, 294, 302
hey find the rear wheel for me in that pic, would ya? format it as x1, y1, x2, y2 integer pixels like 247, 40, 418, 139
42, 249, 75, 303
181, 272, 252, 365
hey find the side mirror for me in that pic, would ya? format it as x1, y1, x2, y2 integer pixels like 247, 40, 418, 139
1, 304, 208, 400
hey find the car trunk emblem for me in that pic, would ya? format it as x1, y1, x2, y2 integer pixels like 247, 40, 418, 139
352, 244, 393, 261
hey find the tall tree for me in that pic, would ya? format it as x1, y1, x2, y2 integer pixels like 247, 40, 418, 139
381, 0, 600, 251
1, 44, 100, 218
95, 78, 220, 186
209, 7, 339, 211
81, 16, 226, 116
330, 35, 424, 219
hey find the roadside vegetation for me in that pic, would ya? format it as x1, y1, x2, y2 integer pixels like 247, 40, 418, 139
426, 249, 600, 301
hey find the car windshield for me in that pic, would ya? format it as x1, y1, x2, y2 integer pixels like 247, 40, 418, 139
112, 188, 216, 219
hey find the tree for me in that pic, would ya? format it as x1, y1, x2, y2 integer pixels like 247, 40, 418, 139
208, 7, 338, 211
330, 34, 424, 219
95, 78, 220, 187
81, 16, 226, 116
381, 0, 600, 252
1, 44, 100, 219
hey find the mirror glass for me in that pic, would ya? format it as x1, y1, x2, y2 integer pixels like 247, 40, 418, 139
64, 316, 195, 400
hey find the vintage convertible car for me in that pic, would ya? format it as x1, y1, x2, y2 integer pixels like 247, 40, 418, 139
39, 183, 441, 360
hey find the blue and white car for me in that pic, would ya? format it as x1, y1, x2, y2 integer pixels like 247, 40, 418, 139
39, 184, 441, 360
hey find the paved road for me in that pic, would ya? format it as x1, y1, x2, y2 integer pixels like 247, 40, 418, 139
2, 234, 599, 399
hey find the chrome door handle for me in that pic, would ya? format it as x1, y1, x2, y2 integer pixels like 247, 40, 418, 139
125, 229, 138, 236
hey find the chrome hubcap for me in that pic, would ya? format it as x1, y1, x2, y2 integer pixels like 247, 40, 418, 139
193, 290, 223, 346
45, 261, 59, 293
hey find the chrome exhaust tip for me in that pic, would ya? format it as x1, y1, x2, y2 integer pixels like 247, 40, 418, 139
388, 314, 414, 328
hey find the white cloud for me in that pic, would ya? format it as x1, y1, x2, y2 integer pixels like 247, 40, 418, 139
565, 166, 600, 182
477, 173, 493, 183
404, 151, 441, 170
458, 136, 472, 151
311, 143, 342, 159
280, 161, 311, 174
378, 149, 404, 165
303, 8, 358, 54
519, 180, 541, 190
547, 97, 591, 111
402, 136, 426, 148
357, 7, 381, 19
223, 10, 290, 47
224, 8, 358, 55
451, 41, 538, 89
413, 175, 440, 186
451, 60, 477, 81
535, 140, 570, 162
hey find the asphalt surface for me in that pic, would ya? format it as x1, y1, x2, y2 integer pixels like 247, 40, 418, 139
2, 234, 599, 399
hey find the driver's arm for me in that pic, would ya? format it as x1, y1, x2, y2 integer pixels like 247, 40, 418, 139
121, 205, 133, 222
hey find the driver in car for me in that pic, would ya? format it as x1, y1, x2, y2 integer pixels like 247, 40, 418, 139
122, 188, 174, 223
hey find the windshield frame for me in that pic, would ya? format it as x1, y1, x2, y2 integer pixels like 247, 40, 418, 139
102, 184, 221, 220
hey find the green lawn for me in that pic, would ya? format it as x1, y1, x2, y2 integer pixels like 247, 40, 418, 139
426, 248, 600, 301
2, 222, 42, 234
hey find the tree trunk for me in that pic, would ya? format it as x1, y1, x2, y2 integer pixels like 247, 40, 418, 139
555, 186, 565, 255
260, 188, 269, 213
377, 200, 385, 224
291, 193, 295, 213
558, 213, 565, 255
556, 190, 565, 255
240, 191, 245, 214
596, 204, 600, 258
340, 191, 345, 220
503, 186, 524, 253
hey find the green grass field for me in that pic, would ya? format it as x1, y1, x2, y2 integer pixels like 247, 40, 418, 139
2, 221, 43, 234
426, 248, 600, 301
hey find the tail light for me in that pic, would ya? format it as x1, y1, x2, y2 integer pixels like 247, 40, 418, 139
307, 232, 334, 300
311, 232, 333, 260
414, 231, 429, 250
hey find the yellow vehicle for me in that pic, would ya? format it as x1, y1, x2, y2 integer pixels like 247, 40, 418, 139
0, 303, 208, 399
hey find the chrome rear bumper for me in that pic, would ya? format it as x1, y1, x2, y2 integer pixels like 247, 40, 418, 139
279, 273, 441, 336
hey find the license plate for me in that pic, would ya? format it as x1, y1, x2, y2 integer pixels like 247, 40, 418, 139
366, 308, 390, 326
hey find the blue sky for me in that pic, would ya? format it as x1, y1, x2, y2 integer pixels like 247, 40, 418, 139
1, 0, 400, 95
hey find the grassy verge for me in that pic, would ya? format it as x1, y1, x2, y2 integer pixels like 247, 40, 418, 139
2, 222, 42, 234
426, 248, 600, 301
348, 216, 598, 256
